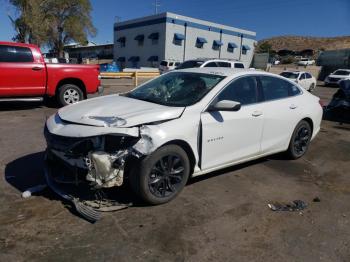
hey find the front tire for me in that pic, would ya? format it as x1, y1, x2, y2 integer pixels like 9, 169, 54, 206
129, 145, 190, 205
57, 84, 84, 107
286, 120, 312, 159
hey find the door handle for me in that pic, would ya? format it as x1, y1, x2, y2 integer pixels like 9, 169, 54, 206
252, 111, 263, 117
32, 67, 42, 71
289, 104, 298, 109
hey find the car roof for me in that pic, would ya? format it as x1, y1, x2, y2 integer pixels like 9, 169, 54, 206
184, 58, 242, 63
0, 41, 38, 49
174, 67, 268, 77
282, 71, 308, 74
335, 69, 350, 72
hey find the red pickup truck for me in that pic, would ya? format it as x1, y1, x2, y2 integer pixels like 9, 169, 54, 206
0, 42, 103, 106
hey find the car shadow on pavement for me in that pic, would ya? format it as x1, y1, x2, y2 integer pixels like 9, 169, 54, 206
0, 99, 60, 111
0, 102, 44, 111
188, 158, 268, 185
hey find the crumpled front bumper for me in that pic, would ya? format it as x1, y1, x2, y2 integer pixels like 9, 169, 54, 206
44, 152, 131, 222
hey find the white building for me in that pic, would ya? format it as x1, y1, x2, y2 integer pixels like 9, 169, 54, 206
114, 12, 256, 68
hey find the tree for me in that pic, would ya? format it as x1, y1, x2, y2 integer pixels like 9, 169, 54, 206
257, 41, 273, 53
8, 0, 49, 45
43, 0, 97, 57
9, 0, 96, 57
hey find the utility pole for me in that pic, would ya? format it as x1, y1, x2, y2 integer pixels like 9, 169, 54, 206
153, 0, 160, 14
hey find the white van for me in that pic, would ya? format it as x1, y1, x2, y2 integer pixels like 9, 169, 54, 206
159, 60, 181, 74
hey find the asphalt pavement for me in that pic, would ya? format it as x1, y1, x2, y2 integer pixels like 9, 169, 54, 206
0, 82, 349, 261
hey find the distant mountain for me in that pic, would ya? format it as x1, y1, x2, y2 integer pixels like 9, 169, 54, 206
258, 35, 350, 51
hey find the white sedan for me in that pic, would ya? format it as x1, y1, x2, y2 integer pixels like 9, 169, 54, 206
45, 68, 323, 205
280, 71, 317, 91
297, 58, 315, 66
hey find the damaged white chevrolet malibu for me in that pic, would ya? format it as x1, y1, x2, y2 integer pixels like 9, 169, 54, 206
45, 68, 323, 205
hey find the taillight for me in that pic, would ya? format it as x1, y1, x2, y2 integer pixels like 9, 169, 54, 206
319, 99, 324, 107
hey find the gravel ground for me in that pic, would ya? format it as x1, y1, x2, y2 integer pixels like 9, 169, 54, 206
0, 82, 349, 262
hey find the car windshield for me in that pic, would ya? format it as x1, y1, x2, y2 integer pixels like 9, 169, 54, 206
334, 70, 350, 76
176, 60, 204, 69
281, 72, 299, 79
124, 72, 225, 107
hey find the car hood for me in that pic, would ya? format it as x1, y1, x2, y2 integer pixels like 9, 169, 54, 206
58, 95, 185, 128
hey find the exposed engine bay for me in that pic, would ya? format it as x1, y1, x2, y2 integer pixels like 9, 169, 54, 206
44, 125, 154, 189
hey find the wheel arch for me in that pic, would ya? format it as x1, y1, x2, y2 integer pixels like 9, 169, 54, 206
162, 139, 196, 175
56, 78, 87, 98
301, 117, 314, 135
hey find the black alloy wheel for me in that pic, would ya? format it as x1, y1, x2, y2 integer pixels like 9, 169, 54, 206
287, 120, 312, 159
148, 154, 185, 198
129, 145, 190, 205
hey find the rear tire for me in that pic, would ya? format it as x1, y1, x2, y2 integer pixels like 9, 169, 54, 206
57, 84, 84, 107
309, 83, 315, 92
286, 120, 312, 159
129, 145, 190, 205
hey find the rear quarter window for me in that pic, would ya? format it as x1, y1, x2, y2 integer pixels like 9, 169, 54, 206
259, 76, 301, 101
0, 45, 34, 62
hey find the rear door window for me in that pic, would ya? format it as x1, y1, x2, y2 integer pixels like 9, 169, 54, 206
259, 76, 299, 101
0, 45, 34, 62
217, 62, 231, 67
204, 62, 218, 67
234, 63, 244, 68
299, 73, 306, 80
177, 60, 204, 69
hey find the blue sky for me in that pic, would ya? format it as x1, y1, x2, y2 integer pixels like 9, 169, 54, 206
0, 0, 349, 44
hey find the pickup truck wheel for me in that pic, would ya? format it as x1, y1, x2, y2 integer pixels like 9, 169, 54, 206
129, 145, 190, 205
58, 84, 84, 106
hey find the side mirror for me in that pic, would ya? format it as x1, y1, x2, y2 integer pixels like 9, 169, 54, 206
208, 100, 241, 112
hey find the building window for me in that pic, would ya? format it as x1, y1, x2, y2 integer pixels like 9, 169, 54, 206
117, 37, 126, 48
227, 42, 237, 53
149, 32, 159, 45
196, 37, 207, 48
134, 35, 145, 47
212, 40, 223, 51
242, 45, 250, 55
173, 33, 185, 46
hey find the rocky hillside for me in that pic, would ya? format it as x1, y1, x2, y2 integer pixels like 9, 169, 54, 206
258, 35, 350, 51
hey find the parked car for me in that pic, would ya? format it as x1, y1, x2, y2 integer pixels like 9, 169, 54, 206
159, 60, 181, 74
44, 68, 322, 212
273, 60, 281, 65
176, 59, 245, 70
0, 42, 103, 106
280, 71, 317, 91
297, 58, 315, 66
324, 69, 350, 86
